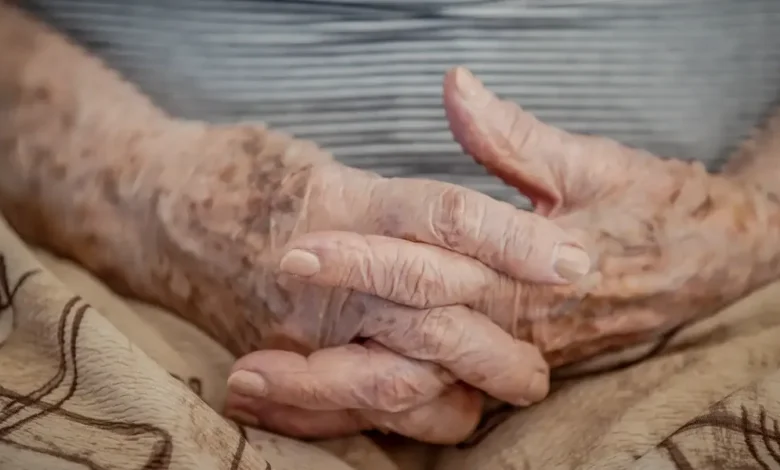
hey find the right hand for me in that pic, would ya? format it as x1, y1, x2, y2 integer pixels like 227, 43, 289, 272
148, 122, 590, 443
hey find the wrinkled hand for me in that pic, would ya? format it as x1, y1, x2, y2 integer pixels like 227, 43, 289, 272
230, 67, 780, 440
152, 117, 589, 442
441, 68, 778, 365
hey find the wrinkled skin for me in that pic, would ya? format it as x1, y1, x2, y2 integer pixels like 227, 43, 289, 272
2, 3, 777, 443
443, 69, 780, 365
156, 124, 579, 443
226, 68, 780, 441
0, 7, 585, 445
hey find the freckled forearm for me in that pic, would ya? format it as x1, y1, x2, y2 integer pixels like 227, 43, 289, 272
0, 4, 219, 334
0, 3, 173, 265
0, 5, 255, 350
0, 4, 344, 354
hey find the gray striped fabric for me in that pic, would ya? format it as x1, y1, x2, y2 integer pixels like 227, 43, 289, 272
25, 0, 780, 206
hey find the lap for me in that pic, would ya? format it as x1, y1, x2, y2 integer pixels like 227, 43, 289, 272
0, 215, 378, 470
438, 281, 780, 469
3, 212, 780, 470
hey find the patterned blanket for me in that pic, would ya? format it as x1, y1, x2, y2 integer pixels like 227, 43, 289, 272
2, 208, 780, 469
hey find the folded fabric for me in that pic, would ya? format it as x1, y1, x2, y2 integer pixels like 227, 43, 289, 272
3, 211, 780, 469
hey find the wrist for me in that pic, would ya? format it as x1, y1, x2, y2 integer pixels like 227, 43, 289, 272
138, 123, 352, 353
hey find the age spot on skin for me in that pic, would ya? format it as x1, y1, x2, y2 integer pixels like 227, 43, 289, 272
32, 85, 50, 103
219, 165, 237, 183
50, 163, 66, 180
241, 134, 263, 156
668, 188, 681, 204
691, 195, 713, 219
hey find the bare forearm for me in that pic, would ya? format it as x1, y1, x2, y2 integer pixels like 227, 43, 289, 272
0, 4, 249, 352
0, 3, 173, 275
0, 4, 341, 354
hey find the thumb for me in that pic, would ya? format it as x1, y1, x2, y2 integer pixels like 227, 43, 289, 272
443, 67, 642, 215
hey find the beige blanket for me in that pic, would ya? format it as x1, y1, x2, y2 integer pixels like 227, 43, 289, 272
2, 210, 780, 470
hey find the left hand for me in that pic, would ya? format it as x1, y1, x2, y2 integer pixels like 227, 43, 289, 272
226, 67, 780, 441
439, 68, 780, 366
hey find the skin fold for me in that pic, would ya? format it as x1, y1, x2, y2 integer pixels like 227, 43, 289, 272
0, 3, 589, 444
273, 68, 780, 366
443, 69, 780, 366
4, 2, 780, 444
231, 69, 780, 440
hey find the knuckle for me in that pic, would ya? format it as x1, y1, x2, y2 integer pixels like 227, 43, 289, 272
344, 244, 391, 300
431, 186, 470, 248
418, 308, 464, 360
507, 215, 538, 262
503, 101, 536, 154
369, 254, 399, 302
299, 380, 324, 405
371, 373, 423, 413
396, 257, 438, 308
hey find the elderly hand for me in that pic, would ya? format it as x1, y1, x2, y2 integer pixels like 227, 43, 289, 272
229, 67, 780, 441
151, 116, 589, 442
441, 68, 780, 366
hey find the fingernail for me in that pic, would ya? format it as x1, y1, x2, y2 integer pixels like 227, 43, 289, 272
279, 249, 321, 277
453, 67, 492, 108
553, 244, 591, 282
228, 371, 268, 398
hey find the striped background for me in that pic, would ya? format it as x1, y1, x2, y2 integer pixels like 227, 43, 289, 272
25, 0, 780, 206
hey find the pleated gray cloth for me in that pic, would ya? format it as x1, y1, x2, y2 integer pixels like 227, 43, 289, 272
24, 0, 780, 205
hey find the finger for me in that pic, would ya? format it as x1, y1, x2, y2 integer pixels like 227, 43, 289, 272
279, 231, 506, 308
228, 341, 454, 413
363, 384, 483, 444
279, 232, 587, 325
442, 66, 653, 214
360, 301, 550, 406
225, 384, 483, 445
369, 176, 589, 284
224, 393, 370, 439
